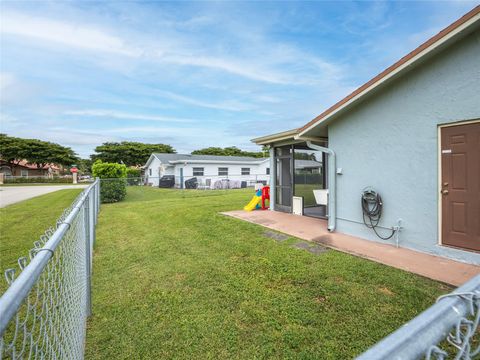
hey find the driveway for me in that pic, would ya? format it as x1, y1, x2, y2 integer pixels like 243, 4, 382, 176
0, 185, 87, 208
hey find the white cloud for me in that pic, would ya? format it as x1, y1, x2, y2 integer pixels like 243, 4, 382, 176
0, 112, 25, 128
105, 125, 213, 136
64, 109, 194, 123
254, 95, 281, 104
160, 54, 292, 85
0, 10, 343, 86
0, 72, 40, 105
155, 90, 250, 112
1, 11, 139, 57
0, 72, 15, 89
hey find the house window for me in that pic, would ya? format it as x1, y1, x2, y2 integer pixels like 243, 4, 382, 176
0, 166, 12, 177
149, 168, 152, 176
20, 170, 28, 177
266, 167, 270, 175
218, 167, 228, 176
193, 167, 204, 176
241, 168, 250, 175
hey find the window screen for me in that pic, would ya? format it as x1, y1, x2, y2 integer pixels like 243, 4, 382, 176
193, 167, 204, 176
218, 167, 228, 176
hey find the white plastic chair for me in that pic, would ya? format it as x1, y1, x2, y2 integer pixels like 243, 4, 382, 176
198, 178, 212, 190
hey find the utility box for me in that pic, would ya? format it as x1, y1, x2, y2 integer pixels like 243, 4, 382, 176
292, 196, 303, 216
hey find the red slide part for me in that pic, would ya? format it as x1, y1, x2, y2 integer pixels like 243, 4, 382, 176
261, 186, 270, 210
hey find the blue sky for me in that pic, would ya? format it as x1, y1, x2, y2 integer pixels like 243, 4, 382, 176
0, 1, 477, 158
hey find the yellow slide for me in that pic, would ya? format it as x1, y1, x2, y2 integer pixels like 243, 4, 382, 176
244, 196, 261, 211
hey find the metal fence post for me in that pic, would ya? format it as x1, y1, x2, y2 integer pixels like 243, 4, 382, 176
84, 192, 92, 317
93, 180, 97, 222
89, 188, 95, 256
96, 180, 99, 220
97, 178, 101, 217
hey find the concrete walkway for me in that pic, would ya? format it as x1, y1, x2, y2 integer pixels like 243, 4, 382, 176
0, 185, 87, 208
222, 210, 480, 286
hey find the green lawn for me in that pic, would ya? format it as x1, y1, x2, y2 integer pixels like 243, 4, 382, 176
0, 189, 83, 291
0, 183, 84, 187
294, 184, 319, 207
86, 187, 449, 359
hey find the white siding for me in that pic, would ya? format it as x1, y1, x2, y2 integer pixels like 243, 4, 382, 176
180, 162, 268, 177
146, 156, 270, 188
145, 157, 161, 187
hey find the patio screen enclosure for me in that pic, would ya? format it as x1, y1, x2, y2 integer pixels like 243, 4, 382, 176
274, 144, 326, 218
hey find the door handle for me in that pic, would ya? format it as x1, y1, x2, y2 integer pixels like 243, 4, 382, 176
441, 189, 449, 195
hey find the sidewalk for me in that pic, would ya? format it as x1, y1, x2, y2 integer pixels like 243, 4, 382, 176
0, 185, 87, 208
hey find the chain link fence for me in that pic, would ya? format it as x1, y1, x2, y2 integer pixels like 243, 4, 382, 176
0, 179, 100, 359
3, 176, 478, 359
128, 175, 270, 189
357, 274, 480, 360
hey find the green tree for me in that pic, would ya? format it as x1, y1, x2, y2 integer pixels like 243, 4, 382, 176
191, 146, 265, 158
294, 152, 317, 161
261, 145, 270, 157
23, 138, 78, 169
0, 134, 78, 171
92, 141, 175, 166
77, 158, 93, 174
0, 134, 28, 171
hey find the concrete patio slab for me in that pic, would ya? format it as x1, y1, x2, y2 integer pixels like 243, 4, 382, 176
222, 210, 480, 286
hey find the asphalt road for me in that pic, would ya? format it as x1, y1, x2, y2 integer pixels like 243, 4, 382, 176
0, 185, 87, 208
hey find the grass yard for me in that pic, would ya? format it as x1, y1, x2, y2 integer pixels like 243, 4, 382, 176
86, 186, 449, 359
0, 183, 86, 187
294, 184, 319, 206
0, 189, 83, 291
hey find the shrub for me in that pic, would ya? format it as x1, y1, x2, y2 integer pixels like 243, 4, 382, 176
126, 167, 142, 185
92, 161, 127, 203
126, 168, 141, 177
4, 177, 73, 184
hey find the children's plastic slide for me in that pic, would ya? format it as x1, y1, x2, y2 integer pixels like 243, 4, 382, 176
243, 193, 262, 211
243, 186, 270, 211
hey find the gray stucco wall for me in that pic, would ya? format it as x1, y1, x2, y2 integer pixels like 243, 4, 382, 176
329, 30, 480, 264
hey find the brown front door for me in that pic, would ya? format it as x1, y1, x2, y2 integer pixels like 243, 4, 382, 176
441, 121, 480, 251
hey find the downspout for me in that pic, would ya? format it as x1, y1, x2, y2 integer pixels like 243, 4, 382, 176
305, 141, 336, 232
269, 147, 276, 210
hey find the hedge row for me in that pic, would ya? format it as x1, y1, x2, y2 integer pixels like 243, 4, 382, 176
4, 177, 74, 184
92, 161, 128, 203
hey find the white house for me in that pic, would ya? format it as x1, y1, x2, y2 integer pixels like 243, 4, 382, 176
144, 153, 271, 188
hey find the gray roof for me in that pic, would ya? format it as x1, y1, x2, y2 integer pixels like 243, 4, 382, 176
295, 159, 322, 169
152, 153, 268, 163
